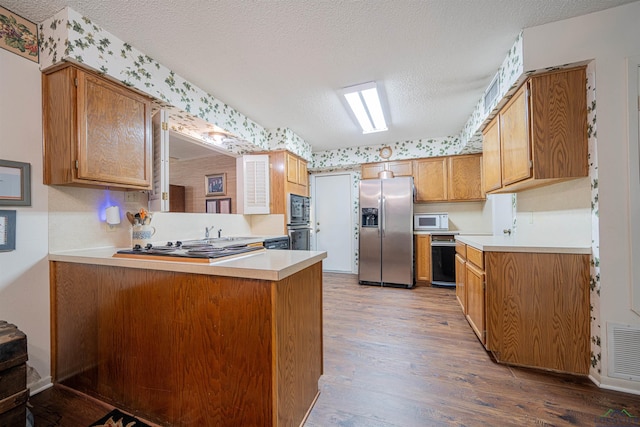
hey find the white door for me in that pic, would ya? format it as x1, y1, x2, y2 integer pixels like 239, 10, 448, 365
313, 173, 353, 272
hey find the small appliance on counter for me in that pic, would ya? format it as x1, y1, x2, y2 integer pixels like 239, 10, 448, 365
414, 213, 449, 231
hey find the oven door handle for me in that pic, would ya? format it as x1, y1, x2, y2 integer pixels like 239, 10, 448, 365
430, 241, 456, 247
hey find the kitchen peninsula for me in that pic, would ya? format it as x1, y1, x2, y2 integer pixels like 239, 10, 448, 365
48, 248, 326, 427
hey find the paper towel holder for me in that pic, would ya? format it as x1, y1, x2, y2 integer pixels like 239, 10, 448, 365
105, 205, 121, 229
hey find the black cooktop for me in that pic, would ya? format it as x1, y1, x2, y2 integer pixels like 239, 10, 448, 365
116, 241, 264, 260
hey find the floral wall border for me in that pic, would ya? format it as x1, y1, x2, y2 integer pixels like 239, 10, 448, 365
0, 5, 38, 63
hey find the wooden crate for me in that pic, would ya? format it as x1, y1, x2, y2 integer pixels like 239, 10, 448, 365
0, 321, 28, 424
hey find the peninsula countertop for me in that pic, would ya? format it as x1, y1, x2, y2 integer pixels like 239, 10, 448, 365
455, 234, 591, 254
49, 247, 327, 281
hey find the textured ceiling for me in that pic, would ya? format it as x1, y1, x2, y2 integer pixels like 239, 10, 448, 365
5, 0, 639, 152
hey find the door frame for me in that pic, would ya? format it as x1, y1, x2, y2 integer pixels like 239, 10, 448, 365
310, 171, 358, 274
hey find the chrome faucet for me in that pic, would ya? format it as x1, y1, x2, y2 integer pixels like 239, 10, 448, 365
205, 226, 215, 239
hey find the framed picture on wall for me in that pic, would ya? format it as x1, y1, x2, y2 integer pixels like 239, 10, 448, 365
0, 210, 17, 251
0, 159, 31, 206
206, 198, 232, 214
205, 173, 226, 196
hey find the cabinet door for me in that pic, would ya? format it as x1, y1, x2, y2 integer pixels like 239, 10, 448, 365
414, 158, 447, 202
361, 163, 385, 179
77, 69, 152, 188
500, 84, 531, 187
482, 116, 501, 193
387, 160, 413, 177
286, 153, 299, 184
466, 261, 485, 346
455, 254, 466, 313
297, 159, 308, 187
415, 235, 431, 284
529, 68, 588, 180
448, 154, 484, 201
237, 155, 270, 214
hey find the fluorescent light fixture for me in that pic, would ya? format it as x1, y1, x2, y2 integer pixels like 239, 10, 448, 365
341, 81, 388, 134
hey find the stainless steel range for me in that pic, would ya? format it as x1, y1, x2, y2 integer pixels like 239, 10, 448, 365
114, 240, 265, 263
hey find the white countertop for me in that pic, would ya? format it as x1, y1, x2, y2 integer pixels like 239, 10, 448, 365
455, 234, 591, 254
49, 247, 327, 281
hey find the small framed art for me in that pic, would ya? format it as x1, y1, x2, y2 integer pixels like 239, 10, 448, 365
0, 210, 17, 251
0, 159, 31, 206
205, 173, 226, 196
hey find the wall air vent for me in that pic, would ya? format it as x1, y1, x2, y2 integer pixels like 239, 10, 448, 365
484, 72, 500, 115
607, 323, 640, 382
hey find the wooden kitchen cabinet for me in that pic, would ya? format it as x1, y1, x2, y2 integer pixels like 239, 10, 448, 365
414, 154, 484, 202
482, 117, 502, 192
361, 160, 413, 179
482, 66, 587, 194
485, 251, 590, 374
448, 153, 485, 201
413, 157, 448, 202
458, 244, 486, 346
51, 261, 323, 426
42, 63, 152, 190
415, 234, 431, 285
465, 258, 486, 346
286, 151, 309, 190
454, 239, 591, 375
454, 242, 486, 346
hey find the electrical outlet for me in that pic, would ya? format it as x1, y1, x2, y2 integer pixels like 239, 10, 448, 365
528, 212, 534, 224
105, 223, 117, 233
125, 192, 137, 202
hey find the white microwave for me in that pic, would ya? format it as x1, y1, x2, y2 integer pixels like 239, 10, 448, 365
414, 213, 449, 231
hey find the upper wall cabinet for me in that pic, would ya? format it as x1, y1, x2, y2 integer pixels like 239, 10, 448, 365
413, 154, 484, 203
42, 63, 152, 190
361, 160, 413, 180
285, 151, 309, 193
482, 67, 588, 194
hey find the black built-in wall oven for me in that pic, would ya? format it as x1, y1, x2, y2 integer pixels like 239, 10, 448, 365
287, 194, 311, 250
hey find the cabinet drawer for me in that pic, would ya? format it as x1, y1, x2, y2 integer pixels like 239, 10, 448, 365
466, 246, 484, 269
455, 241, 466, 257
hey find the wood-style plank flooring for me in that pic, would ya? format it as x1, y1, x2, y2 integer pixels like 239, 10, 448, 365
29, 272, 640, 426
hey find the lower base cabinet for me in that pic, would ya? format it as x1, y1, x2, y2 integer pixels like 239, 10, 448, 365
485, 252, 590, 375
50, 261, 323, 427
454, 244, 590, 375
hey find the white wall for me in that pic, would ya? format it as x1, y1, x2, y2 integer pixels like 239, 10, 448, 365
0, 48, 50, 392
523, 1, 640, 392
414, 201, 492, 234
515, 178, 592, 245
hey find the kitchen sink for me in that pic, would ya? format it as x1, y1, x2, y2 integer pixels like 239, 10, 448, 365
210, 237, 249, 242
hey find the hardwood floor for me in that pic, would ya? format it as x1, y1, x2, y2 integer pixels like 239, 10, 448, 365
29, 272, 640, 426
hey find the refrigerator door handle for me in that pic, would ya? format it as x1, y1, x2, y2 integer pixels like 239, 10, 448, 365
381, 196, 386, 237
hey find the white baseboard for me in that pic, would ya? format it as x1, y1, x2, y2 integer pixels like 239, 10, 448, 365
28, 377, 53, 395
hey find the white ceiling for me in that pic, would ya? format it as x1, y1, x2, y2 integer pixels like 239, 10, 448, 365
5, 0, 639, 153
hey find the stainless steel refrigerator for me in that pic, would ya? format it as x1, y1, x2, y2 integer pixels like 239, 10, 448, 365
359, 176, 414, 288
